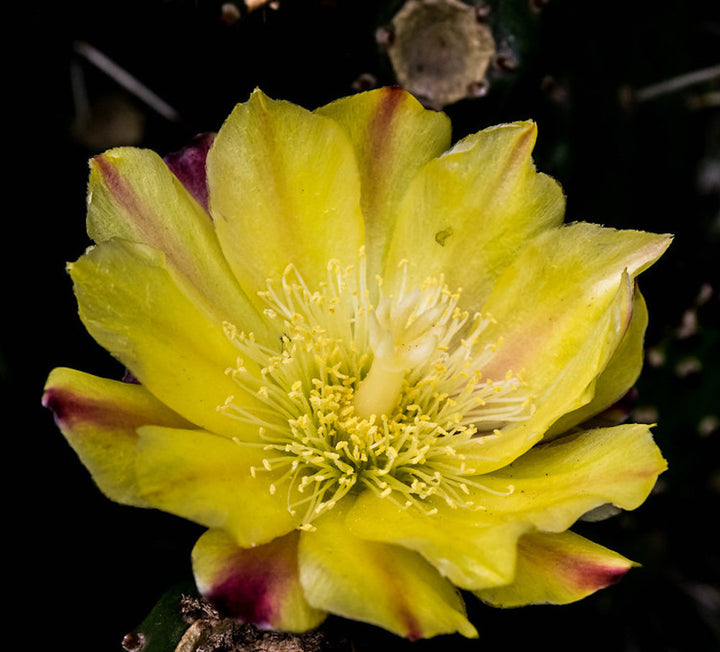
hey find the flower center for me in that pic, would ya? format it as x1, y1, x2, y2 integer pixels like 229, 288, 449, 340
219, 251, 530, 528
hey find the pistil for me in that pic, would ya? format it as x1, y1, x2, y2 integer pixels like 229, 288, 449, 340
353, 353, 407, 419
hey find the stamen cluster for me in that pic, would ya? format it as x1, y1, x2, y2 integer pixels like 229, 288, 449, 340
219, 253, 530, 527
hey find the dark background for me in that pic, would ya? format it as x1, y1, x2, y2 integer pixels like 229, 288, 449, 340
10, 1, 719, 650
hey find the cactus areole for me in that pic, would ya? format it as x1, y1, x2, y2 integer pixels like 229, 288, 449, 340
385, 0, 496, 108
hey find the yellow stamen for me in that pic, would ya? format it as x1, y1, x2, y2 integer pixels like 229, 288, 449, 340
219, 253, 532, 528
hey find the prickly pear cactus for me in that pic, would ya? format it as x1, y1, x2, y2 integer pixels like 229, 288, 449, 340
373, 0, 546, 109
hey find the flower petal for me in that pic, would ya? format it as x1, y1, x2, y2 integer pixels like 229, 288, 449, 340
163, 132, 215, 211
481, 223, 670, 389
69, 238, 266, 438
346, 492, 530, 591
316, 87, 451, 281
135, 425, 302, 547
383, 121, 565, 311
192, 528, 325, 632
547, 288, 650, 436
468, 224, 671, 471
87, 147, 267, 338
42, 367, 191, 506
298, 504, 477, 640
469, 423, 666, 532
208, 89, 365, 304
475, 530, 636, 607
458, 268, 636, 473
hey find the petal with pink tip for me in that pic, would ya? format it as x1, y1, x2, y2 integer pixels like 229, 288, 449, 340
42, 366, 191, 506
298, 504, 477, 640
192, 529, 325, 632
87, 146, 267, 340
475, 530, 636, 607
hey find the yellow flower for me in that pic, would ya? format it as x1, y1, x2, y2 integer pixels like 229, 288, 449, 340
43, 88, 671, 639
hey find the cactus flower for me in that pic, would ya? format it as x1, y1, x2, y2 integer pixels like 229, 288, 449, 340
43, 87, 671, 640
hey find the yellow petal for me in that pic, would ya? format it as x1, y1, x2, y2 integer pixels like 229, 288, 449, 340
135, 425, 302, 547
460, 268, 636, 473
298, 503, 477, 640
87, 147, 268, 340
475, 530, 636, 607
470, 224, 671, 470
208, 89, 365, 305
470, 423, 667, 532
42, 367, 191, 506
69, 238, 266, 438
346, 491, 530, 591
548, 288, 650, 436
481, 223, 670, 387
192, 529, 325, 632
316, 87, 451, 281
384, 121, 565, 311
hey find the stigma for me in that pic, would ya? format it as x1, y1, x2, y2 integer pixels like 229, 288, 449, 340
219, 251, 530, 527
